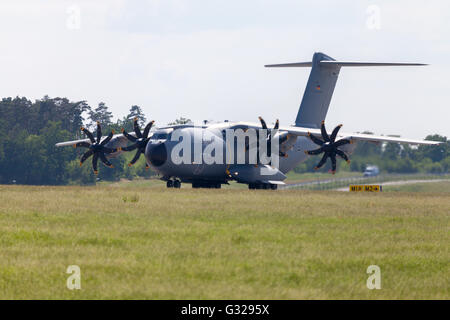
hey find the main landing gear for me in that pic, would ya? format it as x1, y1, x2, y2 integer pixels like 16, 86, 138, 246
166, 179, 181, 188
248, 183, 278, 190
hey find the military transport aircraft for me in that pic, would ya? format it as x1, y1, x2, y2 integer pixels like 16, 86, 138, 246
56, 52, 440, 189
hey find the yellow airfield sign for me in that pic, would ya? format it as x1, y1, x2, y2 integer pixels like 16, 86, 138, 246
349, 185, 382, 192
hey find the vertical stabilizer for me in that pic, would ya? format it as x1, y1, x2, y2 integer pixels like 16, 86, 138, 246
294, 52, 340, 128
265, 52, 426, 129
265, 52, 340, 128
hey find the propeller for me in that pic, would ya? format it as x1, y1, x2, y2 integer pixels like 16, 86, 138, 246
304, 120, 351, 174
121, 118, 155, 168
74, 122, 119, 175
258, 116, 288, 158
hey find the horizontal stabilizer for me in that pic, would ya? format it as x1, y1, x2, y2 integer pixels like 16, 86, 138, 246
265, 61, 427, 68
266, 52, 427, 128
265, 62, 312, 68
319, 61, 427, 67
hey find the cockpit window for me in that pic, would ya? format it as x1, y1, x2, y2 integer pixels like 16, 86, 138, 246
151, 133, 169, 140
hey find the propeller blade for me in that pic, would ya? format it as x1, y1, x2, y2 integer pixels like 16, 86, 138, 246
330, 153, 337, 173
258, 116, 268, 130
99, 153, 113, 168
305, 146, 324, 155
101, 146, 118, 154
100, 130, 115, 146
314, 152, 329, 170
334, 139, 351, 147
121, 129, 137, 142
320, 120, 330, 142
330, 124, 343, 143
307, 132, 324, 146
96, 122, 102, 143
81, 127, 95, 143
279, 134, 289, 144
133, 118, 142, 138
92, 153, 99, 174
273, 119, 279, 130
128, 149, 143, 166
73, 142, 91, 148
80, 150, 94, 165
122, 144, 138, 152
336, 149, 350, 163
142, 120, 155, 139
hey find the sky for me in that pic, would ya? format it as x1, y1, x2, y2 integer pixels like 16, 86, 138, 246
0, 0, 449, 139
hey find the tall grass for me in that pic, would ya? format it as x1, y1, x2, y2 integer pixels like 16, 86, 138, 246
0, 185, 448, 299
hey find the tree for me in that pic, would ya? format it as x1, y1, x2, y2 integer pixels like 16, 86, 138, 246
126, 105, 147, 127
0, 96, 160, 185
417, 134, 448, 162
88, 102, 113, 128
383, 142, 401, 160
168, 117, 192, 125
352, 132, 382, 157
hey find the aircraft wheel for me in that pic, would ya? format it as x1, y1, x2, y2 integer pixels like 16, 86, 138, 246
255, 184, 262, 190
166, 180, 173, 188
173, 180, 181, 188
262, 184, 269, 190
248, 183, 256, 190
270, 184, 278, 190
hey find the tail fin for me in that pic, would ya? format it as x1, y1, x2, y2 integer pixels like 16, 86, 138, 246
265, 52, 426, 128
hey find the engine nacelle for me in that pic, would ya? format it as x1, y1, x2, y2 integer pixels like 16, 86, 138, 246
276, 132, 297, 154
105, 136, 129, 159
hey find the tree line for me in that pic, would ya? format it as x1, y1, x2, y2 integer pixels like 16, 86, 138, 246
294, 132, 449, 174
0, 96, 448, 185
0, 96, 152, 185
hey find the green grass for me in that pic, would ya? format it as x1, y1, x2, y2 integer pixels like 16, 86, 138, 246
285, 171, 362, 183
0, 184, 448, 299
383, 181, 450, 193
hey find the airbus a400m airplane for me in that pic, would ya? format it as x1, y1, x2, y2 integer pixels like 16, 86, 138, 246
56, 52, 440, 189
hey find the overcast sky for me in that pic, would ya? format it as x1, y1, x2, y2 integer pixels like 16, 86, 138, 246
0, 0, 448, 139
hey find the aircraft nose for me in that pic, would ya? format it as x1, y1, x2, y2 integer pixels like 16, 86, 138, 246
147, 142, 167, 167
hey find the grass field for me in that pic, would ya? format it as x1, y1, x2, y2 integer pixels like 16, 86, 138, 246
0, 184, 448, 299
382, 180, 450, 193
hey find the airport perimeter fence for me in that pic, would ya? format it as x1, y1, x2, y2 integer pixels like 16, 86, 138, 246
280, 173, 450, 191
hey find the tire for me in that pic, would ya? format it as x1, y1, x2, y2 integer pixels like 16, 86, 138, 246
270, 184, 278, 190
248, 184, 256, 190
173, 180, 181, 188
166, 180, 173, 188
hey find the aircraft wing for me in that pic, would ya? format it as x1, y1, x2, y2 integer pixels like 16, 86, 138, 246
55, 133, 133, 147
282, 126, 441, 145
